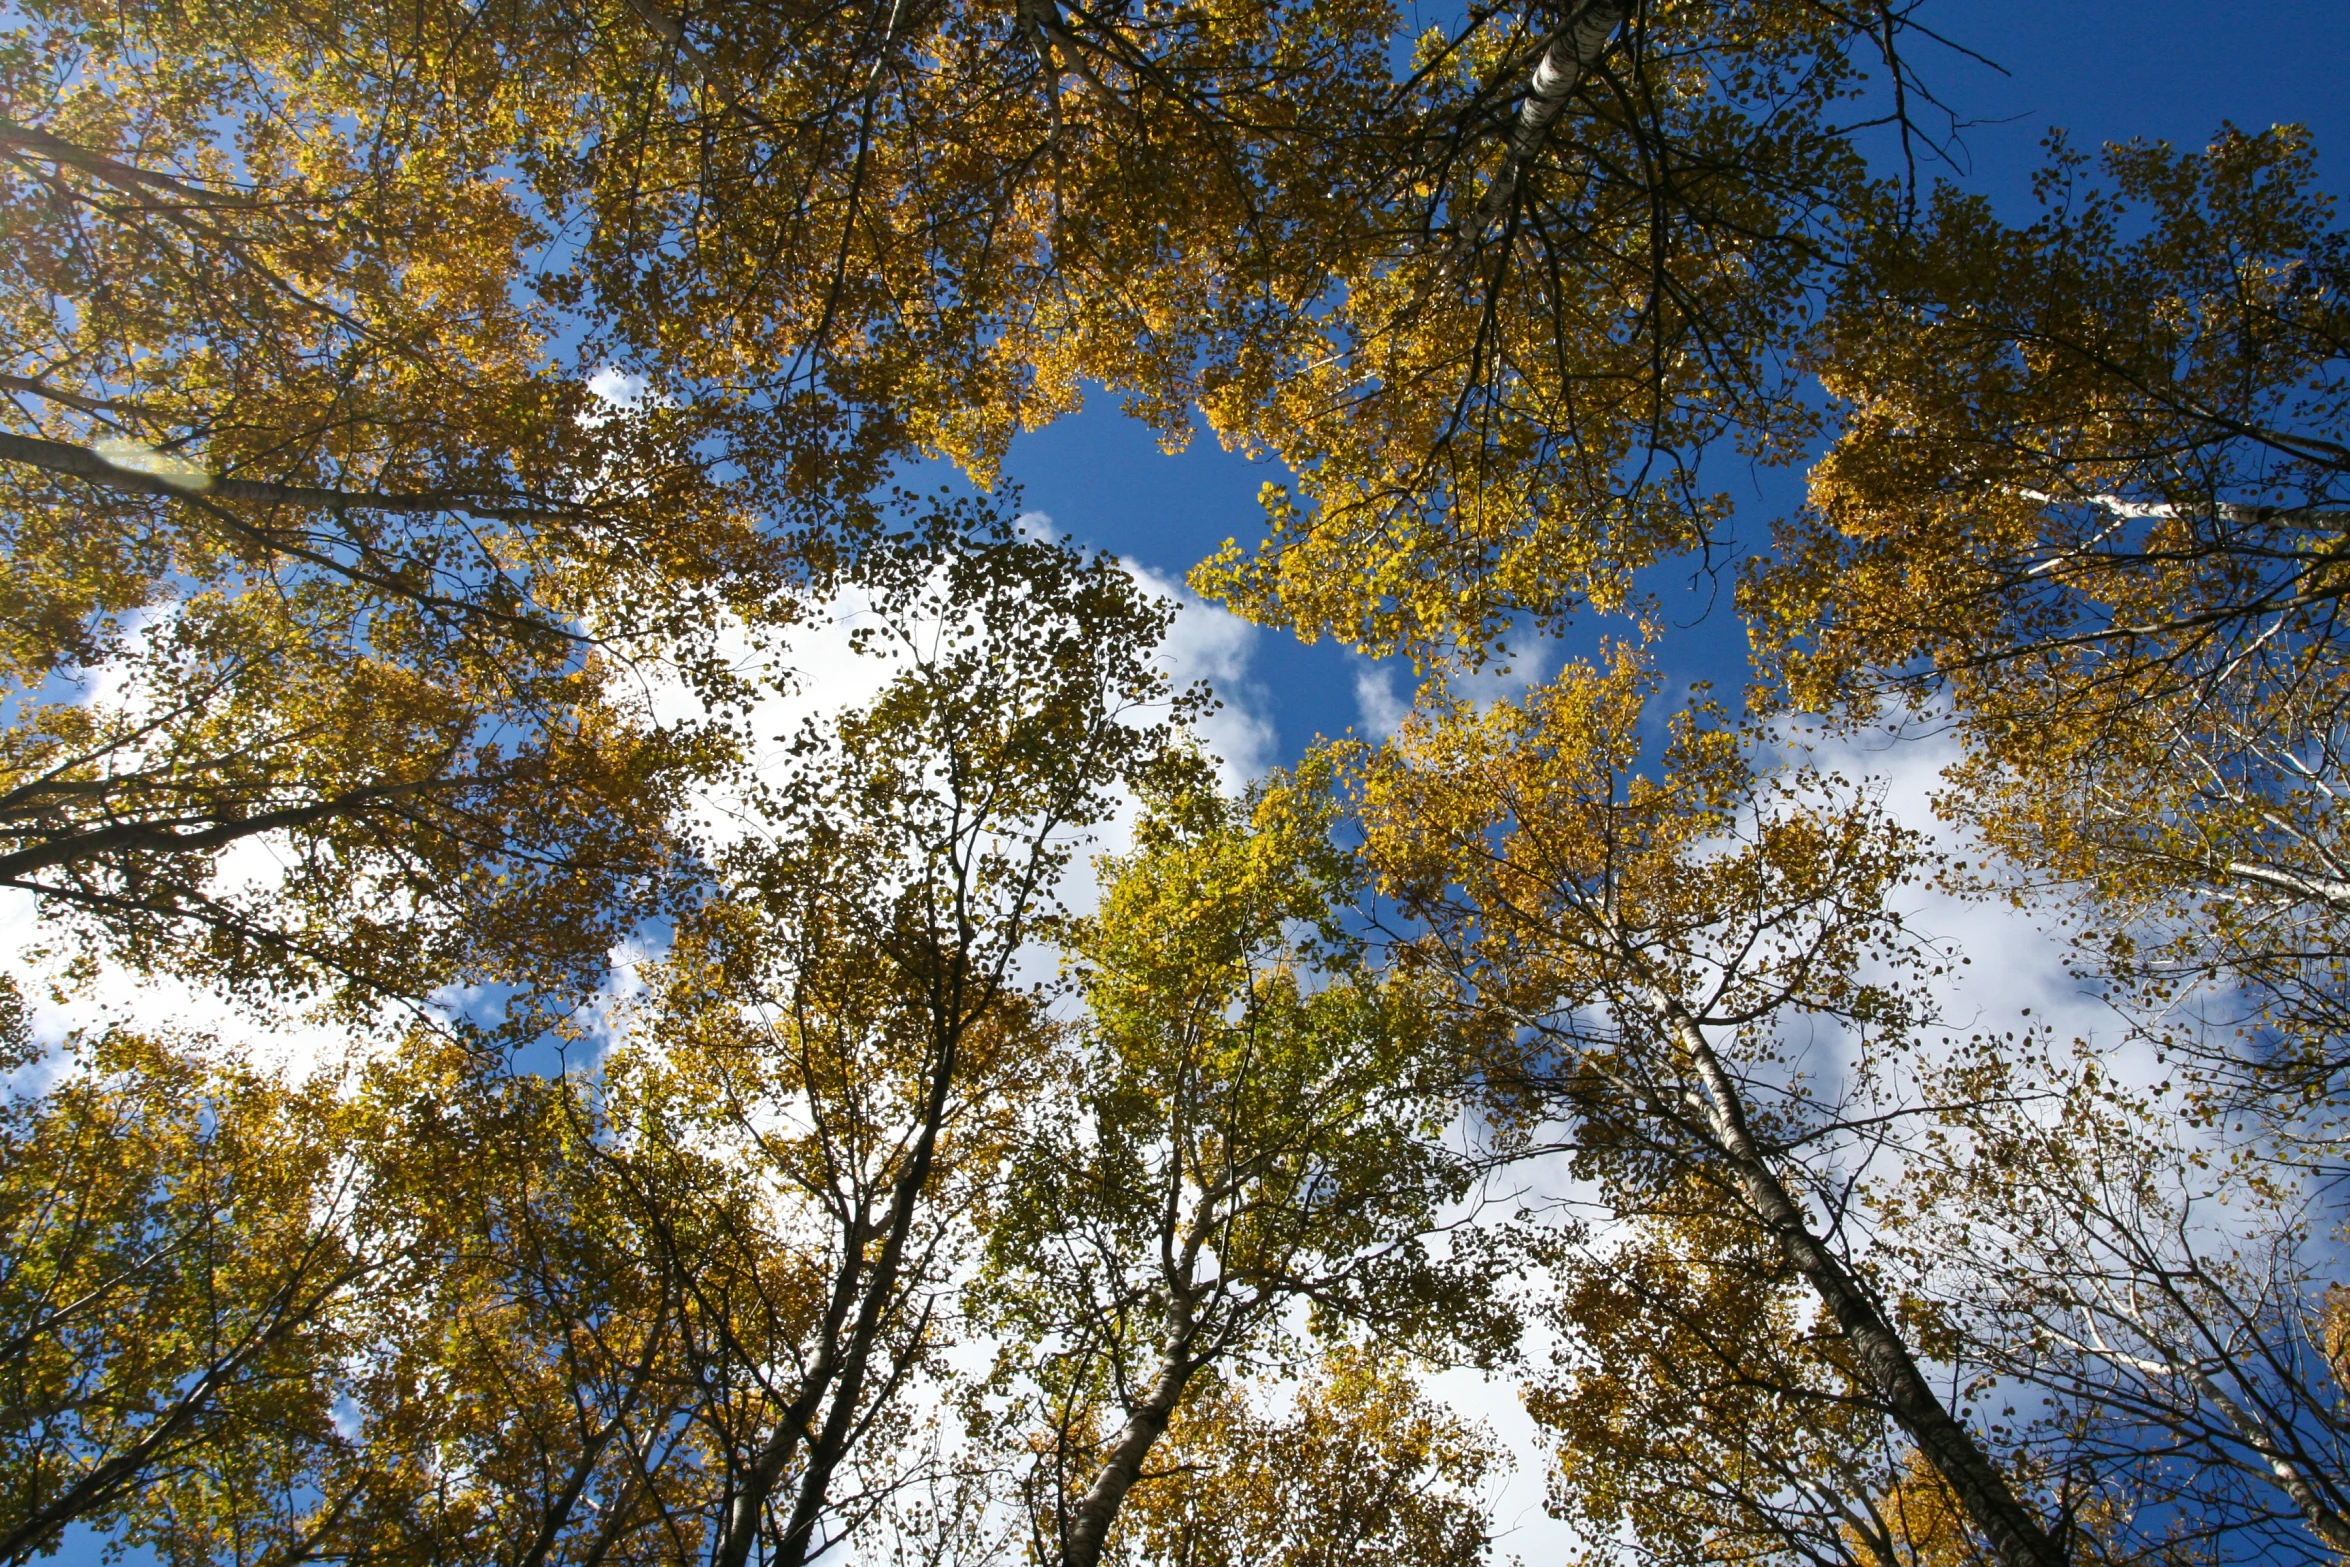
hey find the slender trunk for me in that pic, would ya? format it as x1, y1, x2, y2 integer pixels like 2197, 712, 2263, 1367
0, 429, 571, 523
715, 1021, 964, 1567
2181, 1366, 2350, 1553
0, 777, 449, 882
2227, 859, 2350, 911
1443, 0, 1628, 268
707, 1243, 864, 1567
1062, 1330, 1199, 1567
0, 118, 257, 207
0, 430, 580, 641
1649, 995, 2069, 1567
768, 1041, 961, 1567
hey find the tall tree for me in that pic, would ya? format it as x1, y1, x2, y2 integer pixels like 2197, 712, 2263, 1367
607, 513, 1190, 1567
0, 1010, 763, 1567
0, 0, 884, 1015
0, 999, 395, 1565
1183, 0, 1912, 662
1731, 112, 2350, 1567
1747, 126, 2350, 1116
977, 771, 1499, 1567
1877, 1037, 2350, 1566
292, 1041, 715, 1567
1352, 651, 2070, 1567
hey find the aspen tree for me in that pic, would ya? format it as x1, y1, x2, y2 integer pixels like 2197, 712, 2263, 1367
1881, 1040, 2350, 1566
1352, 653, 2069, 1567
0, 7, 771, 1017
1748, 127, 2350, 1116
607, 513, 1191, 1567
0, 1002, 383, 1563
1534, 1207, 1945, 1567
977, 773, 1498, 1567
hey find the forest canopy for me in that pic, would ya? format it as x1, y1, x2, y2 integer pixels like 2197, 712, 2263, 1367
1, 1, 2346, 1565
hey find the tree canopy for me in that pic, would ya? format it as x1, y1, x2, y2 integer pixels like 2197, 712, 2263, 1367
5, 2, 2349, 1565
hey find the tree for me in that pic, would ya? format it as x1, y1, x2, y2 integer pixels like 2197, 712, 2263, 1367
1869, 1036, 2350, 1567
601, 514, 1191, 1567
0, 1012, 764, 1567
0, 601, 722, 1029
976, 772, 1498, 1567
1746, 126, 2350, 1115
1351, 651, 2069, 1567
0, 0, 890, 1017
0, 993, 387, 1564
1757, 126, 2349, 726
1183, 0, 1911, 663
290, 1041, 714, 1567
1710, 112, 2350, 1567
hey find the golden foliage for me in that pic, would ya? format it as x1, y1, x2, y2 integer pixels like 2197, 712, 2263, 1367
1117, 1350, 1495, 1567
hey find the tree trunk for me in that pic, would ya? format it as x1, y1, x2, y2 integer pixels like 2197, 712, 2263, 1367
0, 429, 572, 523
715, 1014, 966, 1567
0, 777, 451, 883
1650, 994, 2069, 1567
1062, 1336, 1198, 1567
1444, 0, 1629, 268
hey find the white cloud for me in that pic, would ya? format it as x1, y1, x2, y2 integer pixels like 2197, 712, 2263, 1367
643, 544, 1281, 816
1123, 561, 1277, 789
1796, 721, 2125, 1065
583, 366, 650, 413
1448, 640, 1566, 714
605, 546, 1285, 992
1353, 661, 1410, 740
60, 602, 176, 712
1423, 1361, 1577, 1566
0, 885, 364, 1082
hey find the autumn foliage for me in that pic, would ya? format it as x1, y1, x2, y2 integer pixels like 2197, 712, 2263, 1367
3, 3, 2349, 1565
